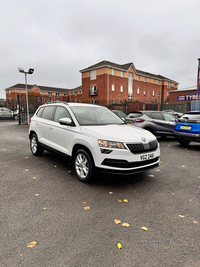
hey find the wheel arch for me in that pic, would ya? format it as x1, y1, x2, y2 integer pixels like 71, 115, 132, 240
72, 144, 95, 165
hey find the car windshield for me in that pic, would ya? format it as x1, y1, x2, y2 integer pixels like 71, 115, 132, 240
70, 105, 125, 126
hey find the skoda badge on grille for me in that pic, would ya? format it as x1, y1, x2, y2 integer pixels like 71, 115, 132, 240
141, 137, 146, 142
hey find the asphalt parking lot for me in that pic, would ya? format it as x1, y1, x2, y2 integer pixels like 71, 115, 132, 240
0, 121, 200, 267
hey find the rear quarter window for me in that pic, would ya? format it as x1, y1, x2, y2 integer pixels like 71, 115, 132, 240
36, 107, 44, 117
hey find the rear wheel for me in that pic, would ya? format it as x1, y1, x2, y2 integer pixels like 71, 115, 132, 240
73, 149, 93, 183
178, 139, 191, 146
30, 134, 44, 156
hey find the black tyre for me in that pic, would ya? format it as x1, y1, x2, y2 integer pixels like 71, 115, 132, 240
30, 134, 44, 156
178, 139, 191, 146
73, 149, 93, 183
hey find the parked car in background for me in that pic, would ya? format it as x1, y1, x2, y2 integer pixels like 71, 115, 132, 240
162, 109, 183, 118
0, 107, 18, 119
112, 110, 127, 120
174, 111, 200, 146
29, 103, 160, 183
125, 110, 176, 137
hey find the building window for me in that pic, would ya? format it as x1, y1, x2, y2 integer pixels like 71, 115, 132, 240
158, 91, 160, 96
138, 76, 140, 81
48, 92, 52, 97
121, 71, 123, 78
167, 82, 171, 89
158, 80, 160, 85
152, 90, 155, 96
137, 88, 140, 95
144, 77, 146, 82
43, 99, 45, 103
112, 84, 115, 91
128, 73, 133, 100
174, 84, 176, 89
74, 91, 77, 96
42, 92, 44, 95
112, 69, 115, 76
153, 79, 155, 84
19, 90, 21, 93
90, 100, 97, 104
144, 89, 146, 95
56, 93, 60, 97
120, 85, 123, 93
90, 85, 97, 95
74, 99, 78, 103
9, 90, 11, 95
112, 100, 115, 104
90, 70, 96, 80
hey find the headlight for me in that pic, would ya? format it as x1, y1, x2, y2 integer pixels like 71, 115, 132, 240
98, 139, 126, 149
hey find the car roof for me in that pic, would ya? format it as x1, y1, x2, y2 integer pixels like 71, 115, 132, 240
185, 111, 200, 114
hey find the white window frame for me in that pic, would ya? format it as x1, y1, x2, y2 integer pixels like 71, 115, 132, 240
144, 89, 146, 95
112, 84, 115, 92
153, 79, 155, 84
48, 92, 52, 97
120, 85, 123, 92
144, 77, 146, 82
90, 70, 96, 80
152, 90, 155, 96
158, 91, 160, 96
56, 92, 60, 97
138, 75, 140, 81
121, 71, 123, 78
137, 88, 140, 95
112, 69, 115, 76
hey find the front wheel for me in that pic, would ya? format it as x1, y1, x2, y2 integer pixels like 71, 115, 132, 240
30, 134, 44, 156
73, 149, 94, 183
177, 139, 191, 146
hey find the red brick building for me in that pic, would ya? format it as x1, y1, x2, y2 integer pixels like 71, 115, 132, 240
5, 60, 178, 109
80, 60, 179, 107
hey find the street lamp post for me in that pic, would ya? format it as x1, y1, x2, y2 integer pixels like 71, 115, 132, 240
18, 68, 34, 125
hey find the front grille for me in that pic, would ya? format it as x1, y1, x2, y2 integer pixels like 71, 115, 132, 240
126, 140, 158, 154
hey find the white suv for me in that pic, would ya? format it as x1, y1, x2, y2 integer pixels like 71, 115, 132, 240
29, 102, 160, 182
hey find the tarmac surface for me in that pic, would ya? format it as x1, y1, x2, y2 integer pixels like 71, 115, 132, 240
0, 121, 200, 267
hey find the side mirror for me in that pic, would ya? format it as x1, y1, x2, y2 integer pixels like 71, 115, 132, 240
59, 117, 74, 126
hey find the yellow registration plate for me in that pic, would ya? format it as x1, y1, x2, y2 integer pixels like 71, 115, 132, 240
127, 122, 132, 125
180, 126, 191, 130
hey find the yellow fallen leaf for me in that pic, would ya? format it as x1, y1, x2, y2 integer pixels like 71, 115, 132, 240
35, 194, 39, 196
117, 243, 122, 249
27, 241, 37, 248
25, 169, 29, 171
118, 200, 122, 202
20, 254, 22, 256
54, 166, 57, 168
43, 207, 47, 210
109, 192, 113, 194
25, 157, 29, 158
142, 227, 148, 231
193, 221, 198, 224
84, 206, 90, 210
68, 171, 71, 173
114, 219, 121, 224
124, 199, 128, 203
122, 222, 130, 227
182, 165, 185, 168
172, 193, 175, 195
32, 177, 36, 179
179, 215, 184, 218
83, 202, 86, 204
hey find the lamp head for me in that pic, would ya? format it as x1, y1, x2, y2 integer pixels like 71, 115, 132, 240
18, 67, 24, 73
28, 68, 34, 74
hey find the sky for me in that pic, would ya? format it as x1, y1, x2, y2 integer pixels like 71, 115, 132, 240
1, 0, 200, 98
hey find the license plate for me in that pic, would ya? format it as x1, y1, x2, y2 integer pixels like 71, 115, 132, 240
180, 126, 191, 130
127, 122, 132, 125
140, 153, 154, 161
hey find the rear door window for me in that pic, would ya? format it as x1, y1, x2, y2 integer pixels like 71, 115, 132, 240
41, 106, 55, 120
150, 112, 164, 120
